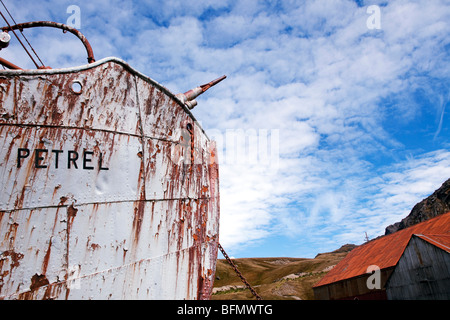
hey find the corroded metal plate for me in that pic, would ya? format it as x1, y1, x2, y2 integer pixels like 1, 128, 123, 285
0, 57, 220, 300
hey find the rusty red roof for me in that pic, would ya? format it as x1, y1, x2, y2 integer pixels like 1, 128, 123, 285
314, 211, 450, 288
415, 234, 450, 253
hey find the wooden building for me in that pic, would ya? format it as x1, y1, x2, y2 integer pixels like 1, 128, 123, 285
386, 234, 450, 300
313, 211, 450, 300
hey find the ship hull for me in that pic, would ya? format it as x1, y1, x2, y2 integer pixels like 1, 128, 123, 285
0, 58, 220, 299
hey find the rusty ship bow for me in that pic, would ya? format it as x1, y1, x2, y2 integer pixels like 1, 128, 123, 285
0, 45, 221, 298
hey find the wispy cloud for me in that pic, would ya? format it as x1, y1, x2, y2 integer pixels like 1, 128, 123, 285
434, 93, 449, 141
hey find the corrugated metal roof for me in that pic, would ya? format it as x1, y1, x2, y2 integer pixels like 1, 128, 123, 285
415, 234, 450, 253
314, 211, 450, 288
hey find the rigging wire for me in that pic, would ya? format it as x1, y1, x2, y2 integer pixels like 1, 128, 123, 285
0, 0, 44, 68
218, 243, 263, 300
0, 0, 45, 67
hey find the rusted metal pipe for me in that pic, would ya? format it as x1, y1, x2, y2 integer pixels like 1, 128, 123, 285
200, 75, 227, 92
176, 75, 226, 109
2, 21, 95, 64
0, 56, 22, 69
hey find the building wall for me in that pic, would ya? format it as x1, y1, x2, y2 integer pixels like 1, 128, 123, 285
314, 268, 393, 300
386, 236, 450, 300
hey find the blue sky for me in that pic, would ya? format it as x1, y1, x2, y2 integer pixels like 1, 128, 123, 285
3, 0, 450, 258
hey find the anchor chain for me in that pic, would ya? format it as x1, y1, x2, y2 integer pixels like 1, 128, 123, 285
218, 243, 262, 300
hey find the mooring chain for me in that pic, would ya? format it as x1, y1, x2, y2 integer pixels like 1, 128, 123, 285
218, 243, 262, 300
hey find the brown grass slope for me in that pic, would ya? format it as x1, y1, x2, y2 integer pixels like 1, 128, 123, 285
212, 244, 356, 300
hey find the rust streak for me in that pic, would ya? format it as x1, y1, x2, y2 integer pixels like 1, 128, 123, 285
41, 237, 52, 275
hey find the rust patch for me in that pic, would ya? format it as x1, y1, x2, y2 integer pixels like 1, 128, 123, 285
1, 250, 24, 271
67, 204, 78, 224
59, 196, 68, 205
30, 274, 49, 291
1, 113, 16, 121
90, 243, 100, 250
3, 221, 19, 249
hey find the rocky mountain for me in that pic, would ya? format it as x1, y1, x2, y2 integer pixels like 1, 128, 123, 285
385, 178, 450, 235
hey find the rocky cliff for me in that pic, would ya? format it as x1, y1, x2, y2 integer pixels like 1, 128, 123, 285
385, 178, 450, 235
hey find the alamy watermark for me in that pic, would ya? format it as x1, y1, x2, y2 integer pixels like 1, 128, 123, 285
209, 128, 280, 171
366, 5, 381, 30
66, 5, 81, 29
366, 265, 381, 290
170, 123, 280, 173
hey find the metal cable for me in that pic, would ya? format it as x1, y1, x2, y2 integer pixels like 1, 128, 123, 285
0, 0, 45, 67
218, 243, 262, 300
0, 11, 40, 68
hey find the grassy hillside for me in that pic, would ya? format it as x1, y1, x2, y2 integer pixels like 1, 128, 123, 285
212, 244, 356, 300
